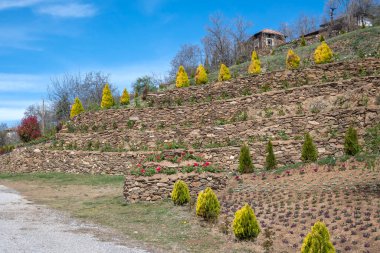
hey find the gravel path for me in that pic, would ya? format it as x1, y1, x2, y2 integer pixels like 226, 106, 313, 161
0, 185, 148, 253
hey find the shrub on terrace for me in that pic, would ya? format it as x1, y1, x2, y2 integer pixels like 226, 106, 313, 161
265, 140, 277, 170
301, 221, 335, 253
301, 133, 318, 162
233, 203, 261, 240
120, 88, 130, 105
248, 50, 261, 74
344, 126, 360, 156
70, 97, 84, 119
300, 36, 307, 46
195, 64, 208, 85
101, 83, 115, 109
17, 116, 41, 143
196, 187, 220, 221
286, 49, 301, 69
176, 65, 190, 88
218, 64, 231, 81
171, 180, 190, 205
314, 42, 333, 64
239, 144, 254, 173
319, 35, 325, 42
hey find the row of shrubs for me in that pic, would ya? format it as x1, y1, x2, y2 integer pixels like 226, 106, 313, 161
239, 126, 360, 172
175, 41, 334, 87
171, 180, 335, 252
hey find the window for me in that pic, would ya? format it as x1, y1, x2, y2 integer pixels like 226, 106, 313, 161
266, 38, 274, 47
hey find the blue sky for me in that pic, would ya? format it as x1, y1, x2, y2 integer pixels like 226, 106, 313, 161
0, 0, 326, 125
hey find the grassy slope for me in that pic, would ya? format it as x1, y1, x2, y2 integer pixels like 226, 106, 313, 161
168, 26, 380, 88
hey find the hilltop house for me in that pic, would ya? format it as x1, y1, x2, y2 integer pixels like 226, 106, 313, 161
248, 29, 286, 51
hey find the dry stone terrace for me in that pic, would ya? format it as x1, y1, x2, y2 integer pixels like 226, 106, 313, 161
56, 107, 379, 152
69, 75, 380, 132
146, 58, 380, 107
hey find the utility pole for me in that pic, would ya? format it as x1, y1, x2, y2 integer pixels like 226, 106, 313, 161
329, 7, 337, 36
42, 99, 46, 135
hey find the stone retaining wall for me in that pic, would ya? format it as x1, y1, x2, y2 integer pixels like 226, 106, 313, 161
70, 76, 379, 132
146, 58, 380, 107
123, 172, 228, 202
58, 107, 379, 151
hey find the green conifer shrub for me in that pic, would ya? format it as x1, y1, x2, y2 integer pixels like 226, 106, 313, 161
171, 180, 190, 205
70, 97, 85, 119
344, 126, 360, 156
195, 64, 208, 85
301, 133, 318, 162
176, 65, 190, 88
101, 83, 115, 109
120, 88, 130, 105
301, 221, 335, 253
239, 144, 254, 173
218, 64, 231, 81
196, 187, 220, 221
265, 140, 276, 170
300, 36, 306, 46
320, 35, 325, 42
233, 203, 261, 240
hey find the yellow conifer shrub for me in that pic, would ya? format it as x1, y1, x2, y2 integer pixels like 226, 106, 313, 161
120, 88, 130, 105
101, 83, 114, 109
171, 180, 190, 205
248, 51, 261, 74
314, 42, 333, 64
218, 64, 231, 81
195, 64, 208, 85
70, 97, 84, 119
286, 49, 301, 69
233, 203, 261, 240
301, 221, 335, 253
196, 187, 220, 221
175, 65, 190, 88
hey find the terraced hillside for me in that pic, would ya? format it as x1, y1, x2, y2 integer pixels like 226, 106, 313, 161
1, 57, 379, 174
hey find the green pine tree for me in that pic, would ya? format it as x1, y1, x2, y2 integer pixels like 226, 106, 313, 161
239, 144, 254, 173
301, 221, 335, 253
301, 133, 318, 162
265, 140, 276, 170
344, 126, 360, 156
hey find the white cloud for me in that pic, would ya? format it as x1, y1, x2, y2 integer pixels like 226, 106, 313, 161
139, 0, 166, 15
0, 108, 26, 121
37, 3, 97, 18
0, 73, 49, 92
0, 0, 43, 10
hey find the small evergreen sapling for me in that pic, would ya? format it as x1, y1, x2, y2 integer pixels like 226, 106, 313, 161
196, 187, 220, 221
195, 64, 208, 85
70, 97, 85, 119
233, 203, 261, 240
314, 42, 333, 64
286, 49, 301, 69
239, 144, 254, 173
300, 36, 306, 46
265, 140, 276, 170
301, 221, 335, 253
176, 65, 190, 88
101, 83, 115, 109
319, 35, 325, 42
248, 51, 261, 74
120, 88, 130, 105
344, 126, 360, 156
218, 64, 231, 81
301, 133, 318, 162
171, 180, 190, 205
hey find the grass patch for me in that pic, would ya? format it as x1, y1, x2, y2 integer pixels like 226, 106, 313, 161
0, 172, 124, 186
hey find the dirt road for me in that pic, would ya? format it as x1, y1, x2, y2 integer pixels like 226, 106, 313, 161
0, 185, 148, 253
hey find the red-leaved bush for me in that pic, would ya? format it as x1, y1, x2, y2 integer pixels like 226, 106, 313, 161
17, 116, 41, 142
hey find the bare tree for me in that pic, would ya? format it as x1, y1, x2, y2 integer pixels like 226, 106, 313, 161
278, 22, 295, 42
202, 12, 233, 70
48, 72, 116, 121
295, 13, 318, 37
230, 15, 252, 64
24, 103, 56, 135
169, 44, 202, 79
